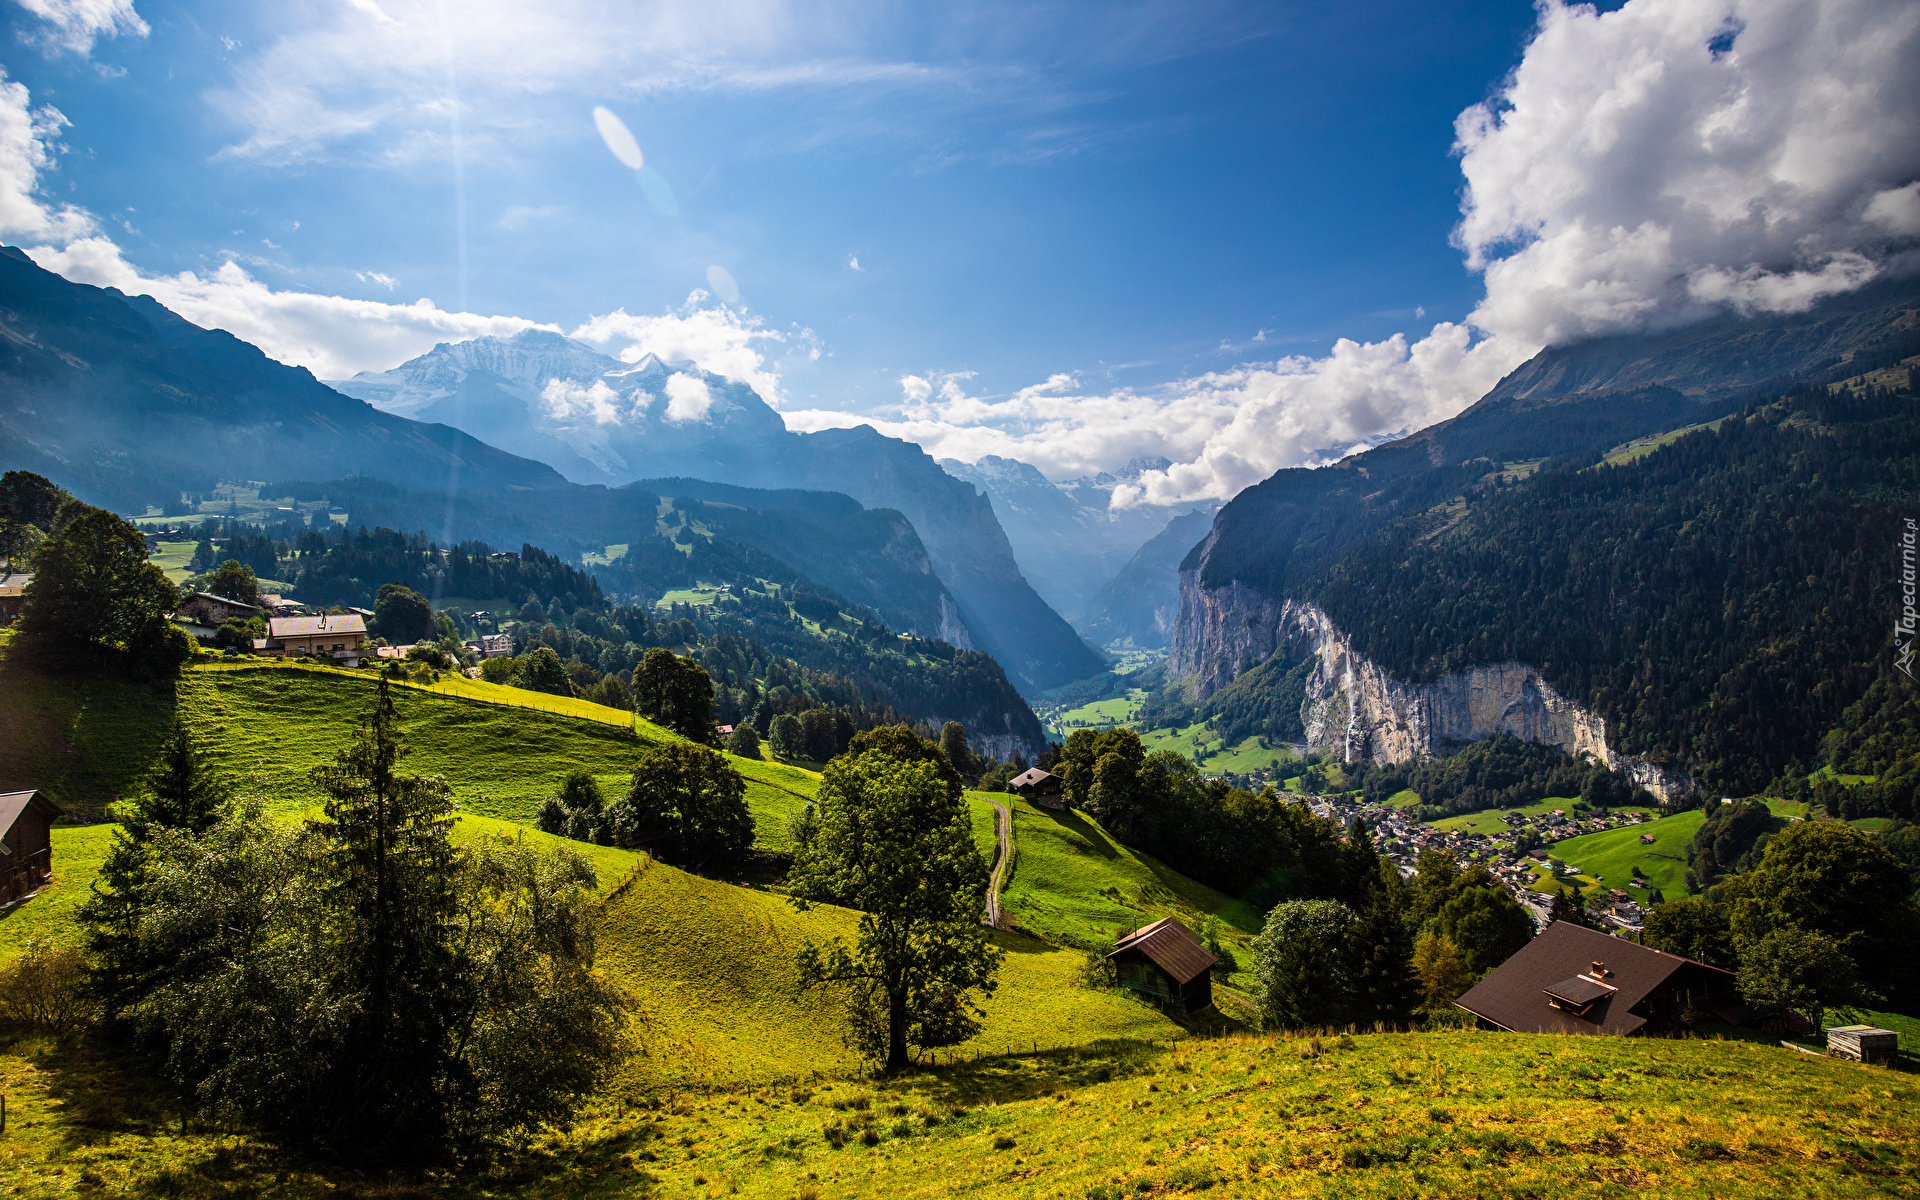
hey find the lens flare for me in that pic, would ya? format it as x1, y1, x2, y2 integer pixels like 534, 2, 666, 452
592, 105, 643, 170
706, 265, 740, 305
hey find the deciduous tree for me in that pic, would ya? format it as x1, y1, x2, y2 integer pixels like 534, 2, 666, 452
17, 507, 186, 674
612, 743, 752, 872
790, 750, 1001, 1071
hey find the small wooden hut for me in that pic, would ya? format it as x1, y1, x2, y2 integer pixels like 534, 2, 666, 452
0, 790, 62, 905
1107, 917, 1216, 1012
1009, 767, 1064, 809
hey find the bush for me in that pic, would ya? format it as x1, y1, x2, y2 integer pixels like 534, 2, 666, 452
0, 939, 93, 1034
726, 724, 762, 759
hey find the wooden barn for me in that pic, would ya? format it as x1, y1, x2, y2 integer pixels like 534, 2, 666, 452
0, 790, 63, 906
1455, 920, 1739, 1036
1108, 917, 1216, 1012
1009, 767, 1064, 809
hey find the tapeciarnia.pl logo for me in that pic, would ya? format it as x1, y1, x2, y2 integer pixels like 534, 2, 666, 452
1899, 517, 1917, 680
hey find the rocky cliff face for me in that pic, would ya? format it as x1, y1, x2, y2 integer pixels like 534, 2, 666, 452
1170, 571, 1693, 798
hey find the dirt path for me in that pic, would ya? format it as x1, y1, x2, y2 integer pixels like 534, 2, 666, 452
983, 795, 1012, 928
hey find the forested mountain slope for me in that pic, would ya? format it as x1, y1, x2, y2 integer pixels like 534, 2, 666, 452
1167, 280, 1920, 793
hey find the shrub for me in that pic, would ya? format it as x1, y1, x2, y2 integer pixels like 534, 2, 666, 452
0, 939, 92, 1034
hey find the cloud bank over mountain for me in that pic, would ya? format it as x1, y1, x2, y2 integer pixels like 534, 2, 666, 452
2, 0, 1916, 506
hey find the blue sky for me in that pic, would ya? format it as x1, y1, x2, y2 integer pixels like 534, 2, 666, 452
4, 0, 1917, 500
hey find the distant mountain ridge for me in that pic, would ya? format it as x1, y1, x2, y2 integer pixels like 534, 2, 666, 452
0, 247, 567, 514
331, 331, 789, 487
332, 332, 1105, 694
938, 453, 1215, 621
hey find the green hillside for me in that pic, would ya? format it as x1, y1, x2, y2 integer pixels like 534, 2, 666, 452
1546, 798, 1811, 897
998, 798, 1264, 990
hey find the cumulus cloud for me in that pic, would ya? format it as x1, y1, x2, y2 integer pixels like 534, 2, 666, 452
571, 294, 810, 406
0, 74, 95, 243
663, 373, 715, 423
1455, 0, 1920, 347
29, 236, 556, 377
785, 325, 1521, 502
11, 0, 148, 57
859, 0, 1920, 507
540, 377, 623, 425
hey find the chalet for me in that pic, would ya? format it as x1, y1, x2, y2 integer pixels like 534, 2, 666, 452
0, 572, 28, 624
1009, 767, 1064, 809
1108, 917, 1216, 1012
1455, 921, 1738, 1037
0, 791, 63, 906
257, 613, 369, 666
176, 591, 260, 628
468, 633, 512, 658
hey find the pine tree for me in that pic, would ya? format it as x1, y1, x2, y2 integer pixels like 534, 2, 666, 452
310, 677, 461, 1148
80, 720, 233, 1020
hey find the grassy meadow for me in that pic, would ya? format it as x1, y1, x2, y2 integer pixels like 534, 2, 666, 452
0, 1027, 1913, 1199
1544, 798, 1812, 898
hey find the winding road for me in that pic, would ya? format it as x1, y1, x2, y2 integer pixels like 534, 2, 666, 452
983, 795, 1012, 929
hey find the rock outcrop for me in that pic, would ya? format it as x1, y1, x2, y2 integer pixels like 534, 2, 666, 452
1170, 570, 1693, 799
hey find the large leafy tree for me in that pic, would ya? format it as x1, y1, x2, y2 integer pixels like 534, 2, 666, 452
1642, 897, 1735, 968
1720, 821, 1918, 993
197, 559, 262, 605
633, 646, 714, 740
1737, 927, 1866, 1035
1410, 932, 1472, 1012
845, 724, 962, 796
0, 470, 68, 568
17, 507, 187, 673
612, 743, 752, 872
372, 582, 436, 644
790, 749, 1001, 1071
1252, 899, 1353, 1028
519, 646, 575, 697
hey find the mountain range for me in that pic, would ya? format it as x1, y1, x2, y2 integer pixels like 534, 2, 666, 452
1163, 275, 1920, 795
330, 330, 1104, 692
0, 251, 1102, 696
936, 454, 1216, 625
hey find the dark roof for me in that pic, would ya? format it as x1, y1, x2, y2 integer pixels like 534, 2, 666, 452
1010, 768, 1058, 788
1108, 917, 1216, 985
1456, 921, 1731, 1036
1543, 974, 1617, 1006
187, 591, 259, 611
0, 790, 63, 838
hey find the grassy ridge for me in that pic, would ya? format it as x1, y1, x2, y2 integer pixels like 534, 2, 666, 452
0, 663, 178, 820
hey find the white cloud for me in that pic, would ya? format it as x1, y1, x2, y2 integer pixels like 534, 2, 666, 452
11, 0, 148, 57
848, 254, 863, 271
786, 326, 1521, 503
540, 377, 623, 425
0, 73, 95, 243
28, 236, 555, 378
869, 0, 1920, 507
571, 294, 804, 405
663, 373, 715, 423
353, 269, 398, 289
1455, 0, 1920, 347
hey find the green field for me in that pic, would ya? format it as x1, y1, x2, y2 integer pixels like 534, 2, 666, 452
1600, 417, 1730, 466
657, 587, 720, 607
998, 798, 1262, 991
1428, 797, 1618, 834
147, 540, 199, 585
582, 543, 630, 566
1049, 689, 1144, 731
1140, 723, 1298, 775
1543, 799, 1812, 898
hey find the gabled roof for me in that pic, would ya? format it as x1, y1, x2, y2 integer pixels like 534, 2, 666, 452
1010, 768, 1058, 788
0, 790, 63, 838
1108, 917, 1216, 985
0, 573, 30, 596
268, 613, 367, 638
186, 591, 259, 611
1455, 920, 1731, 1036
